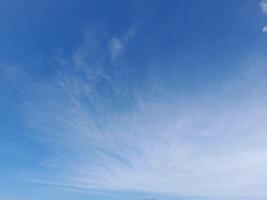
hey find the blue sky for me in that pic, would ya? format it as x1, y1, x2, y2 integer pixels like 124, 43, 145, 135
1, 0, 267, 200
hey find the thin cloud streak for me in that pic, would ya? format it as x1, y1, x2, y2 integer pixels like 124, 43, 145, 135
260, 1, 267, 14
109, 27, 136, 61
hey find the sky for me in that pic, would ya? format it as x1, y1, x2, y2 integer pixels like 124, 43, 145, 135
1, 0, 267, 200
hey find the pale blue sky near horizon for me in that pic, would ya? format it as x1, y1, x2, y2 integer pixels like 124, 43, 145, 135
1, 0, 267, 200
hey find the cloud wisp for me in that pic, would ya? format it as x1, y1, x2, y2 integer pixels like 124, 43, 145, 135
262, 26, 267, 32
109, 27, 136, 61
260, 1, 267, 14
20, 30, 267, 198
259, 1, 267, 32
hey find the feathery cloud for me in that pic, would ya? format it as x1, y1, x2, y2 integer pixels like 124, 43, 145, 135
108, 27, 136, 61
260, 1, 267, 14
20, 29, 267, 198
109, 37, 124, 60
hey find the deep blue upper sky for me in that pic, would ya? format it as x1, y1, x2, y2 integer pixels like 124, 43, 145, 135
1, 1, 267, 200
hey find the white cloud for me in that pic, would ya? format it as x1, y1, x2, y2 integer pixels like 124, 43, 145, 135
262, 26, 267, 32
260, 1, 267, 14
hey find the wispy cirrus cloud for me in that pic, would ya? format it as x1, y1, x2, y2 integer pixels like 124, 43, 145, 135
260, 1, 267, 14
259, 1, 267, 32
109, 37, 124, 60
109, 27, 136, 61
18, 28, 267, 199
